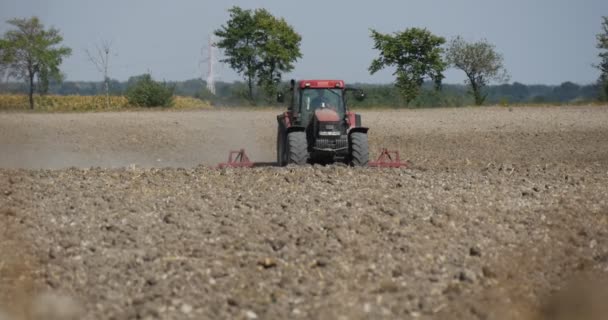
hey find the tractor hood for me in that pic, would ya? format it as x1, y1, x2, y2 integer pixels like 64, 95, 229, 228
314, 108, 340, 122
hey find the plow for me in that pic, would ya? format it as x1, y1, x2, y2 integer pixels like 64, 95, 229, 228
218, 79, 408, 169
216, 148, 408, 168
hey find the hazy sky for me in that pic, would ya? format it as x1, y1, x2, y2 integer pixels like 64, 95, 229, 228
1, 0, 606, 85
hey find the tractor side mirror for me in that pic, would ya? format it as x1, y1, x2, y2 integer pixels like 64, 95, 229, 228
277, 92, 285, 103
354, 90, 366, 102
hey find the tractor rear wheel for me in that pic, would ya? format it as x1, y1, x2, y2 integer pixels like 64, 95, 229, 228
350, 132, 369, 167
276, 125, 286, 166
287, 131, 308, 165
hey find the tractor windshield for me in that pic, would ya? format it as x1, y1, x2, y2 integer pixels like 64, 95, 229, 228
299, 88, 345, 124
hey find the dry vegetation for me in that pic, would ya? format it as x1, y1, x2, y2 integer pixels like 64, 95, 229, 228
0, 95, 211, 112
0, 106, 607, 320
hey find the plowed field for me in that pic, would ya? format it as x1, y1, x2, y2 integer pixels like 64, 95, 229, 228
1, 106, 607, 320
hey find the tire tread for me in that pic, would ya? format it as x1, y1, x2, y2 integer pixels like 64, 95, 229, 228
288, 131, 308, 165
350, 132, 369, 167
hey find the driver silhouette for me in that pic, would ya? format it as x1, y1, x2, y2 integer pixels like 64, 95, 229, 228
311, 90, 330, 109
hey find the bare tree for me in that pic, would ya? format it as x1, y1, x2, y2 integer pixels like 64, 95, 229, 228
86, 40, 113, 108
596, 16, 608, 100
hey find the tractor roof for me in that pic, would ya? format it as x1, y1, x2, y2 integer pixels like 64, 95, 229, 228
298, 80, 345, 89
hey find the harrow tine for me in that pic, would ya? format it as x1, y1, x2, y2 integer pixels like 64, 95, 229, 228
217, 149, 254, 168
369, 148, 408, 168
216, 148, 406, 169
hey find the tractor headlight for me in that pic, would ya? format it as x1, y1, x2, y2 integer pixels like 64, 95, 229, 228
319, 131, 341, 136
318, 122, 340, 137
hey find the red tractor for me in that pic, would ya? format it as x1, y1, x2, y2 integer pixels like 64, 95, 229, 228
276, 79, 368, 166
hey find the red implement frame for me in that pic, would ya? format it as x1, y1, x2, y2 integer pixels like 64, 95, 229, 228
369, 148, 408, 168
217, 149, 254, 168
217, 148, 406, 168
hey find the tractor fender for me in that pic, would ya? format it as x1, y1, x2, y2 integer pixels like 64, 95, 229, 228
276, 115, 305, 135
277, 113, 291, 129
346, 112, 363, 128
286, 126, 306, 134
348, 127, 369, 136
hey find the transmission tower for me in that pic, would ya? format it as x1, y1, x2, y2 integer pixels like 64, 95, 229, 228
200, 34, 220, 95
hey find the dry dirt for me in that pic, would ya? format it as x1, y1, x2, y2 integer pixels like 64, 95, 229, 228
1, 106, 608, 320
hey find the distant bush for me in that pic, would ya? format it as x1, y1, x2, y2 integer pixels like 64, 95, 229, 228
171, 96, 212, 109
126, 74, 174, 107
601, 81, 608, 101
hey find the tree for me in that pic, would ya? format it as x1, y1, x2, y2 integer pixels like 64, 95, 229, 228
369, 28, 446, 105
552, 81, 580, 102
214, 6, 302, 104
0, 17, 72, 109
596, 16, 608, 100
0, 48, 8, 83
86, 40, 113, 108
446, 36, 509, 105
125, 74, 174, 108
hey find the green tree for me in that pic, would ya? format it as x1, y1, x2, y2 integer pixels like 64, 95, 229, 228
214, 6, 302, 104
446, 36, 509, 105
369, 28, 446, 105
0, 17, 72, 109
125, 74, 174, 107
596, 16, 608, 100
552, 81, 580, 102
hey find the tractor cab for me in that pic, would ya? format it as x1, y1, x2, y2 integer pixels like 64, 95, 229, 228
276, 79, 369, 166
299, 88, 345, 125
292, 81, 346, 127
278, 80, 365, 127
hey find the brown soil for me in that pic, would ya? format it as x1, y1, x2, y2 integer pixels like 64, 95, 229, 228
1, 106, 607, 319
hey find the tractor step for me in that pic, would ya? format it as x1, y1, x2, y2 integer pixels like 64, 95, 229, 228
217, 149, 254, 168
369, 148, 408, 168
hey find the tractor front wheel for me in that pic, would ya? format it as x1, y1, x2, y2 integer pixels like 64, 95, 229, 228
350, 132, 369, 167
287, 131, 308, 165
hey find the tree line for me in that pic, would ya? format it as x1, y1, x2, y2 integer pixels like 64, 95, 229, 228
0, 77, 600, 108
1, 11, 607, 109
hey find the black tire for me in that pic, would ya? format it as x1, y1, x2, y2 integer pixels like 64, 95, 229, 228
350, 132, 369, 167
287, 131, 308, 165
276, 125, 286, 166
